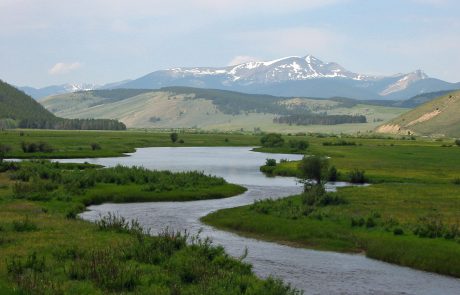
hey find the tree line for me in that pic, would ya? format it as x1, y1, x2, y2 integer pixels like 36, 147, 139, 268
273, 114, 367, 125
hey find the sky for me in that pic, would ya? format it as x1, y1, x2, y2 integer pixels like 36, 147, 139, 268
1, 0, 459, 88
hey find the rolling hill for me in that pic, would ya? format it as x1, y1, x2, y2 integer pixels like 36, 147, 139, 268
376, 90, 460, 137
41, 87, 407, 133
0, 80, 126, 130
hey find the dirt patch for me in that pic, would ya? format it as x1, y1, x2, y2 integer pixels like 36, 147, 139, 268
406, 109, 441, 127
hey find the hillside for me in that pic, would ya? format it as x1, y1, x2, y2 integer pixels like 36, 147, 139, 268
42, 87, 407, 133
0, 80, 126, 130
376, 90, 460, 137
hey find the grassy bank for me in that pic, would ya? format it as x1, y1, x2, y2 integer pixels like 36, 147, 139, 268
204, 135, 460, 277
0, 162, 301, 294
0, 129, 262, 159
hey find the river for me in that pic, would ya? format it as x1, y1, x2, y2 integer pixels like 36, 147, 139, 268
58, 147, 460, 295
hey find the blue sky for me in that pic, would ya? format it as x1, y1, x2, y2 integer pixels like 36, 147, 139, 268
1, 0, 459, 87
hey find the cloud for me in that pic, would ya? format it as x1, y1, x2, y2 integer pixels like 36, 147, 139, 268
48, 62, 82, 75
228, 56, 261, 66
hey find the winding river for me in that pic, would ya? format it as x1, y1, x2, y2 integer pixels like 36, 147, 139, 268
58, 147, 460, 295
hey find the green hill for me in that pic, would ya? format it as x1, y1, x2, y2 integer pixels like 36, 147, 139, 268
41, 87, 407, 133
376, 90, 460, 137
0, 80, 126, 130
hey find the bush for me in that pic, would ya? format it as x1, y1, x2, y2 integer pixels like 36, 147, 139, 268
265, 159, 277, 167
96, 212, 143, 234
90, 143, 101, 150
348, 169, 367, 183
21, 142, 53, 153
179, 139, 185, 144
288, 140, 309, 151
393, 228, 404, 235
12, 216, 38, 232
323, 140, 356, 146
170, 132, 178, 143
453, 178, 460, 185
455, 139, 460, 146
298, 156, 329, 185
260, 133, 284, 148
327, 166, 339, 182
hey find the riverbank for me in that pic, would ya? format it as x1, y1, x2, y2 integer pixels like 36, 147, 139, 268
204, 136, 460, 277
0, 161, 298, 294
0, 129, 262, 159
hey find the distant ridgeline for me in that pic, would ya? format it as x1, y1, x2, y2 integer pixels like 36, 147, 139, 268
274, 114, 367, 126
0, 80, 126, 130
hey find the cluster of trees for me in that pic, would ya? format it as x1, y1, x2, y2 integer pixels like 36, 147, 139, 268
273, 114, 367, 125
0, 80, 126, 130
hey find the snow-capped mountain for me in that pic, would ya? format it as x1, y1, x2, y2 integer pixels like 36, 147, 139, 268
20, 83, 99, 100
116, 54, 458, 100
23, 54, 460, 100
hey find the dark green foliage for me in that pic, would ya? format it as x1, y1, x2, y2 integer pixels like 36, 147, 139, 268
0, 144, 11, 162
348, 169, 367, 184
68, 248, 140, 292
96, 213, 143, 234
413, 214, 459, 240
274, 114, 367, 125
265, 159, 277, 167
260, 133, 284, 147
323, 140, 357, 146
328, 166, 339, 182
12, 216, 38, 232
298, 155, 329, 185
90, 143, 101, 150
170, 132, 178, 143
455, 139, 460, 146
21, 141, 54, 153
289, 139, 309, 151
393, 228, 404, 235
0, 80, 126, 130
453, 178, 460, 185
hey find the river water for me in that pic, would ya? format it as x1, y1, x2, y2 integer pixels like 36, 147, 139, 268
58, 147, 460, 294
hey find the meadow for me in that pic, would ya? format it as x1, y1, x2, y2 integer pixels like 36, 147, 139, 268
0, 160, 299, 294
204, 134, 460, 277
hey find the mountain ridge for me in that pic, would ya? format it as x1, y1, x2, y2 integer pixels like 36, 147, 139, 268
20, 54, 460, 100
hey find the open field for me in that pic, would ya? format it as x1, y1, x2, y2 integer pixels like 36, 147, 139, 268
204, 135, 460, 277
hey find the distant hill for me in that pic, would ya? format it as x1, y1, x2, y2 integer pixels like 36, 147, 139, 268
41, 87, 407, 133
0, 80, 126, 130
376, 90, 460, 137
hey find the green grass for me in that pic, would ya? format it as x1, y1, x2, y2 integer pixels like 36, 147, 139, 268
0, 162, 298, 294
204, 135, 460, 277
0, 129, 262, 158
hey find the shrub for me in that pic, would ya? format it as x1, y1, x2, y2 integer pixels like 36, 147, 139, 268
260, 133, 284, 148
327, 166, 339, 182
265, 158, 277, 167
90, 143, 101, 150
12, 216, 38, 232
452, 178, 460, 185
393, 228, 404, 235
0, 144, 11, 163
288, 139, 309, 151
366, 217, 376, 228
455, 139, 460, 146
170, 132, 178, 143
96, 212, 143, 234
179, 139, 185, 144
348, 169, 367, 183
298, 156, 329, 185
21, 142, 53, 153
323, 140, 356, 146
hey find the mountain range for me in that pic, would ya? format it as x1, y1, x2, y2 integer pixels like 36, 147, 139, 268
20, 54, 460, 100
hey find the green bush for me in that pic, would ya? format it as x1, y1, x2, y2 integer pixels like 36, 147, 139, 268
348, 169, 367, 183
260, 133, 284, 147
289, 139, 309, 151
12, 216, 38, 232
265, 158, 277, 167
455, 139, 460, 146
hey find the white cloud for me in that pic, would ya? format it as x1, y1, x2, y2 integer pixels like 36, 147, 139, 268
228, 56, 261, 66
48, 62, 82, 75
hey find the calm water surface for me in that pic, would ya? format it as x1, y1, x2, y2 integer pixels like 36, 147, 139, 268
59, 147, 460, 295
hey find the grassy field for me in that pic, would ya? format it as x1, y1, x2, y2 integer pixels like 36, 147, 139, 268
204, 135, 460, 277
0, 161, 300, 294
0, 129, 262, 158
